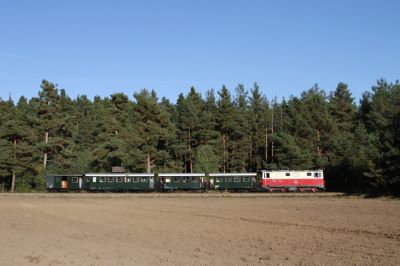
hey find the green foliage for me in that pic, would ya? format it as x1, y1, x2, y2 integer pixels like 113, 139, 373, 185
0, 79, 399, 193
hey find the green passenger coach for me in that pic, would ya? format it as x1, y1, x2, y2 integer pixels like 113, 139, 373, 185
159, 173, 205, 190
84, 173, 155, 191
46, 174, 83, 191
209, 173, 257, 190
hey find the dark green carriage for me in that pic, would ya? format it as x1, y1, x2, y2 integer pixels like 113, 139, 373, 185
159, 173, 205, 190
46, 174, 83, 191
209, 173, 257, 190
84, 173, 155, 191
125, 173, 155, 191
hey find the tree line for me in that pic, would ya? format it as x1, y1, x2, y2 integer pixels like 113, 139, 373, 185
0, 79, 399, 193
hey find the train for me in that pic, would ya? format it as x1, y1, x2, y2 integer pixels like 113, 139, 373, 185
45, 170, 325, 192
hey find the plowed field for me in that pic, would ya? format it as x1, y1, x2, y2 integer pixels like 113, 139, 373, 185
0, 193, 399, 265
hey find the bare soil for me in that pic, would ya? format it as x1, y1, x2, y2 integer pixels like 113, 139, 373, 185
0, 193, 399, 265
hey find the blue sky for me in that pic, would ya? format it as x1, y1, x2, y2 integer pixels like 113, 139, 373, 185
0, 0, 399, 103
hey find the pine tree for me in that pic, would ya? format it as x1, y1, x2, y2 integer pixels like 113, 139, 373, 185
133, 89, 175, 173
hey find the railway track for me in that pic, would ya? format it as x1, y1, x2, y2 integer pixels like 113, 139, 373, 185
0, 192, 346, 199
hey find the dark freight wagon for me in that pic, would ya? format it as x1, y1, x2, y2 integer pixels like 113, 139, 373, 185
46, 174, 83, 191
209, 173, 257, 190
159, 173, 205, 190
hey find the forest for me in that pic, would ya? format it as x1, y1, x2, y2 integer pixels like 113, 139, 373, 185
0, 79, 399, 193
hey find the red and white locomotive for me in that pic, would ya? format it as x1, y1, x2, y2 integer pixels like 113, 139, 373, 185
260, 170, 325, 192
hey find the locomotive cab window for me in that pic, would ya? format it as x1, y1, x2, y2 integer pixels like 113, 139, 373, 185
99, 177, 106, 183
225, 177, 232, 182
234, 177, 241, 182
285, 173, 290, 176
307, 173, 312, 176
314, 173, 321, 178
267, 173, 270, 178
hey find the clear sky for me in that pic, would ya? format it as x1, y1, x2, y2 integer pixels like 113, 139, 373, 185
0, 0, 399, 103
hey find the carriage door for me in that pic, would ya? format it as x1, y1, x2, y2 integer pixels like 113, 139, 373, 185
149, 176, 154, 189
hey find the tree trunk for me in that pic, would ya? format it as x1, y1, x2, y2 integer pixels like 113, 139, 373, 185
188, 130, 192, 173
11, 138, 17, 192
222, 133, 226, 173
265, 124, 268, 163
271, 110, 274, 162
146, 154, 151, 173
43, 131, 49, 169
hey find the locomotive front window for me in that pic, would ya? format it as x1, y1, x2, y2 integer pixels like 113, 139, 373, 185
234, 177, 241, 182
108, 177, 114, 182
225, 177, 232, 182
99, 177, 106, 183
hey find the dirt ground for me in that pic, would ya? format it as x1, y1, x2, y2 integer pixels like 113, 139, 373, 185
0, 193, 399, 265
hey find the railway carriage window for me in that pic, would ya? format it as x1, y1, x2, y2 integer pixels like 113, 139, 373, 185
183, 177, 189, 182
141, 177, 149, 182
192, 177, 198, 182
116, 177, 122, 183
307, 173, 312, 176
85, 177, 91, 182
174, 177, 180, 182
285, 173, 290, 176
234, 177, 241, 182
99, 177, 106, 183
243, 177, 250, 182
108, 177, 114, 183
133, 177, 139, 182
216, 177, 222, 183
125, 177, 131, 183
165, 178, 171, 183
72, 177, 78, 183
225, 177, 232, 182
93, 177, 97, 182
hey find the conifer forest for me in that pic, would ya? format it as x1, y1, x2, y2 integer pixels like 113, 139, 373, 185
0, 79, 399, 193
